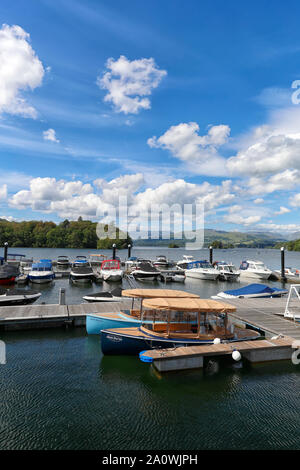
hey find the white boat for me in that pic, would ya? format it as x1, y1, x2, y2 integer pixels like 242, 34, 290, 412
184, 260, 219, 280
176, 255, 195, 270
131, 262, 161, 281
28, 260, 55, 284
213, 283, 287, 300
0, 287, 41, 305
239, 260, 272, 280
100, 259, 123, 282
56, 255, 70, 268
83, 286, 124, 302
274, 267, 300, 281
70, 261, 94, 284
213, 261, 240, 281
153, 255, 169, 268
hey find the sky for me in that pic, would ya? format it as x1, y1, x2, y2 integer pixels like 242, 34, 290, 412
1, 0, 300, 236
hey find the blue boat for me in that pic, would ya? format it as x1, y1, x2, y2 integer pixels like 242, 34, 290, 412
28, 260, 55, 284
213, 283, 288, 300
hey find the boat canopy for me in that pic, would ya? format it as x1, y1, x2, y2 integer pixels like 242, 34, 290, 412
223, 284, 286, 296
122, 288, 200, 299
7, 253, 25, 258
187, 260, 212, 269
101, 259, 120, 269
143, 297, 236, 312
32, 262, 52, 270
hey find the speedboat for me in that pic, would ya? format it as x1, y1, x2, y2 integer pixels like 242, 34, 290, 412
176, 255, 195, 270
86, 288, 200, 334
56, 255, 70, 268
69, 261, 94, 284
274, 267, 300, 281
239, 260, 272, 280
74, 255, 88, 266
83, 286, 124, 303
0, 287, 41, 306
99, 259, 123, 282
184, 260, 219, 280
124, 256, 138, 272
153, 255, 169, 268
213, 261, 240, 281
28, 260, 55, 284
212, 283, 288, 300
100, 297, 261, 355
131, 262, 161, 281
0, 259, 19, 285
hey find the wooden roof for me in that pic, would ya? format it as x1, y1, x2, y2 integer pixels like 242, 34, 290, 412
122, 289, 200, 299
142, 297, 236, 312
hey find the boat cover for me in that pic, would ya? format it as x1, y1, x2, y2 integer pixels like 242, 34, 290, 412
122, 288, 199, 299
143, 297, 236, 312
223, 284, 287, 296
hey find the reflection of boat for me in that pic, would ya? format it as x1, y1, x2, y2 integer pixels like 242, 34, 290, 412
239, 260, 272, 280
69, 261, 94, 284
213, 261, 240, 281
184, 260, 219, 280
0, 287, 41, 306
86, 288, 199, 334
56, 255, 70, 268
100, 259, 123, 282
212, 283, 287, 300
131, 262, 160, 281
28, 260, 55, 284
83, 286, 124, 303
101, 297, 261, 355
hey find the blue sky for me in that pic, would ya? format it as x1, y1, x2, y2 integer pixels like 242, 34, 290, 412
1, 0, 300, 235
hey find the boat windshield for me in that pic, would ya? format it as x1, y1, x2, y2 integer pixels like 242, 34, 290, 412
101, 259, 120, 270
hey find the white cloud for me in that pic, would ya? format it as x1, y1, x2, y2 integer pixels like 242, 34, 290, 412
254, 198, 264, 204
98, 55, 167, 114
0, 24, 44, 118
43, 128, 60, 143
223, 213, 262, 226
274, 206, 291, 215
148, 122, 230, 176
290, 193, 300, 207
247, 169, 300, 195
0, 184, 7, 200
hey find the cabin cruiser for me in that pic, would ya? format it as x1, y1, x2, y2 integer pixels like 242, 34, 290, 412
28, 260, 55, 284
0, 287, 41, 306
239, 260, 272, 280
56, 255, 70, 268
213, 261, 240, 281
100, 297, 261, 355
212, 283, 287, 300
131, 262, 161, 281
99, 259, 123, 282
69, 261, 94, 284
183, 260, 219, 280
176, 255, 195, 270
153, 255, 169, 268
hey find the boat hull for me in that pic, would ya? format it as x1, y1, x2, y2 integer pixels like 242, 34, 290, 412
185, 270, 219, 280
86, 314, 141, 334
239, 271, 271, 280
0, 293, 41, 306
0, 277, 16, 285
28, 273, 55, 284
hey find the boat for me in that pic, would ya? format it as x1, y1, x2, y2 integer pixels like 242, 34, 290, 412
73, 255, 89, 266
56, 255, 70, 268
131, 262, 161, 281
0, 261, 19, 285
69, 260, 94, 284
184, 260, 219, 280
212, 283, 288, 300
213, 261, 240, 281
153, 255, 169, 268
176, 255, 195, 270
83, 286, 124, 303
0, 287, 41, 306
100, 297, 261, 355
274, 267, 300, 281
86, 288, 200, 334
28, 260, 55, 284
124, 256, 139, 272
99, 259, 123, 282
239, 260, 272, 280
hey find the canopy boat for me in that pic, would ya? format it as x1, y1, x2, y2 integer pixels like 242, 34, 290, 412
176, 255, 195, 270
131, 262, 160, 281
153, 255, 169, 268
83, 286, 124, 303
69, 261, 94, 284
0, 260, 19, 285
101, 297, 261, 355
0, 287, 41, 306
239, 260, 272, 280
213, 261, 240, 281
100, 259, 123, 282
86, 288, 200, 334
28, 260, 55, 284
184, 260, 219, 280
56, 255, 70, 268
212, 283, 288, 300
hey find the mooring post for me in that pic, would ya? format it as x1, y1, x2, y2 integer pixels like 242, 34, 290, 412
128, 244, 132, 258
209, 246, 213, 264
59, 287, 66, 305
3, 242, 8, 262
281, 246, 286, 282
112, 243, 116, 260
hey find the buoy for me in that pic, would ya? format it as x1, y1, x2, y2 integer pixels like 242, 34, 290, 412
232, 349, 241, 361
213, 338, 221, 344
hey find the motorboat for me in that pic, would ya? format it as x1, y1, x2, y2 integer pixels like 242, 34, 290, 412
83, 286, 124, 303
73, 255, 89, 266
131, 262, 161, 281
0, 287, 41, 306
100, 297, 261, 355
274, 267, 300, 281
99, 259, 123, 282
213, 261, 240, 281
28, 260, 55, 284
153, 255, 169, 268
124, 256, 139, 272
0, 261, 19, 285
69, 261, 94, 284
239, 260, 272, 280
176, 255, 195, 270
184, 260, 219, 280
212, 283, 287, 300
86, 288, 200, 334
56, 255, 70, 268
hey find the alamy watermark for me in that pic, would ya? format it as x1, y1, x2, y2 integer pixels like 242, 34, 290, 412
96, 196, 204, 250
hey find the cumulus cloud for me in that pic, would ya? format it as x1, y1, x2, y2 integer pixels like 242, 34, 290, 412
254, 198, 264, 204
0, 24, 44, 118
223, 213, 262, 226
247, 169, 300, 195
43, 128, 60, 143
274, 206, 291, 215
148, 122, 230, 176
98, 55, 167, 114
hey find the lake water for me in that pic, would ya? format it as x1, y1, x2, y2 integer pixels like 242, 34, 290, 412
1, 247, 300, 450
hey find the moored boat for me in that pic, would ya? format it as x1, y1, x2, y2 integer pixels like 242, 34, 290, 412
239, 260, 272, 280
153, 255, 169, 268
131, 262, 160, 281
213, 261, 240, 281
69, 261, 94, 284
56, 255, 70, 268
0, 259, 19, 285
100, 259, 123, 282
0, 287, 41, 306
28, 260, 55, 284
100, 297, 261, 355
184, 260, 219, 280
83, 286, 124, 303
212, 283, 287, 300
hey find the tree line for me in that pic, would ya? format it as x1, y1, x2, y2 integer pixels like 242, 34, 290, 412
0, 218, 132, 249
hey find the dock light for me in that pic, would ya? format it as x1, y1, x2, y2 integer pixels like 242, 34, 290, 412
232, 349, 241, 361
213, 338, 221, 344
